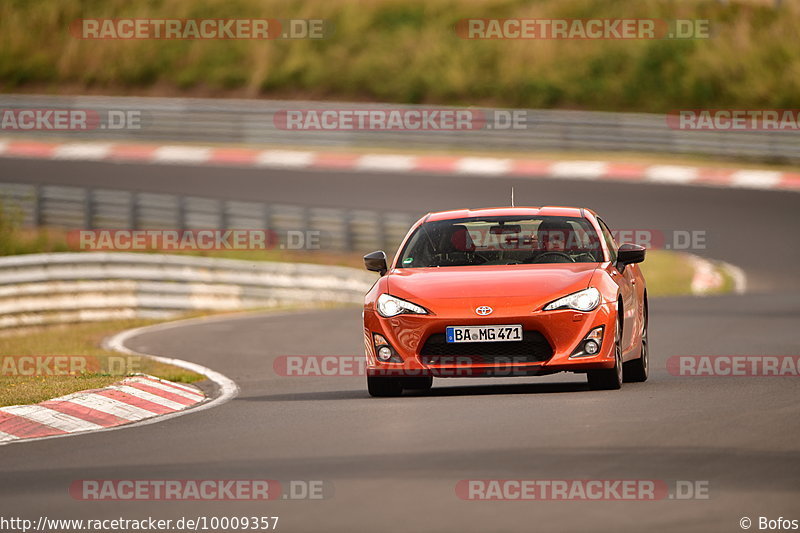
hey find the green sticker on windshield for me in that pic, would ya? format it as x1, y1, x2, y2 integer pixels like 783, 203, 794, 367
403, 257, 413, 264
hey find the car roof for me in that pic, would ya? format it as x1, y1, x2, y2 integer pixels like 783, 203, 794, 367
424, 206, 593, 222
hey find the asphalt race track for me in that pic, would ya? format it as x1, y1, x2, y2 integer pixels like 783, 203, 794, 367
1, 157, 799, 532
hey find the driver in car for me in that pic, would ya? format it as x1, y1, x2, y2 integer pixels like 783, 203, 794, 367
534, 219, 573, 256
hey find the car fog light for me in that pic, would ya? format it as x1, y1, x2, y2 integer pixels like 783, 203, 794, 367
570, 326, 605, 358
377, 346, 394, 361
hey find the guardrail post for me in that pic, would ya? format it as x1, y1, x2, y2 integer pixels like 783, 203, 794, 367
261, 203, 273, 247
301, 206, 311, 248
262, 203, 271, 230
343, 210, 354, 252
84, 187, 94, 230
177, 196, 186, 230
131, 192, 140, 229
219, 199, 229, 230
32, 185, 43, 227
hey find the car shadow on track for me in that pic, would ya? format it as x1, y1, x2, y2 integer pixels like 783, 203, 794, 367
240, 380, 591, 402
411, 380, 590, 397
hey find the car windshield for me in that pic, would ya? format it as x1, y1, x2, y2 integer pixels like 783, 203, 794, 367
397, 216, 604, 268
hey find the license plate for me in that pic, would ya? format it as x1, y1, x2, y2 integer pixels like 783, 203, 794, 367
445, 325, 523, 343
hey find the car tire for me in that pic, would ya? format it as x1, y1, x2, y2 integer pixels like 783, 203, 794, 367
401, 376, 433, 391
367, 376, 404, 397
623, 303, 649, 383
587, 316, 623, 391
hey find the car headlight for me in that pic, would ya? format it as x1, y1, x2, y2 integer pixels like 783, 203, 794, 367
377, 293, 428, 318
543, 287, 601, 312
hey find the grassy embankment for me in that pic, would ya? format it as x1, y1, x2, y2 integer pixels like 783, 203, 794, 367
0, 0, 798, 113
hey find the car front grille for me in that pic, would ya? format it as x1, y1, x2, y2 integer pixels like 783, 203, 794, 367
419, 330, 553, 365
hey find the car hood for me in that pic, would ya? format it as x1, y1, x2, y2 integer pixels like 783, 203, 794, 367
386, 263, 599, 312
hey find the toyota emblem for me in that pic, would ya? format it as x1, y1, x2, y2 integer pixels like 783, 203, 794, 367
475, 306, 493, 316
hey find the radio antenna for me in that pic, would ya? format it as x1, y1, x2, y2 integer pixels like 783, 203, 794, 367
511, 187, 515, 207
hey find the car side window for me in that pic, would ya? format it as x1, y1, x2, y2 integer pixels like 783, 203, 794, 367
597, 218, 618, 263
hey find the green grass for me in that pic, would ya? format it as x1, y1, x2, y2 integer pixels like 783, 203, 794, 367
0, 201, 71, 256
0, 0, 798, 112
640, 249, 695, 297
0, 319, 204, 407
640, 249, 735, 297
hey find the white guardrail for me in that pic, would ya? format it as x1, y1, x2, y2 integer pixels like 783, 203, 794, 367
0, 252, 375, 329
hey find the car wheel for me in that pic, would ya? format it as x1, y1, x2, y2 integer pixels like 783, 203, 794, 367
587, 316, 623, 390
401, 376, 433, 391
623, 304, 649, 383
367, 376, 404, 397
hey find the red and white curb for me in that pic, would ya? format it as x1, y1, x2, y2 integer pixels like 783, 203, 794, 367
0, 375, 204, 445
688, 255, 747, 295
0, 314, 240, 446
1, 139, 798, 193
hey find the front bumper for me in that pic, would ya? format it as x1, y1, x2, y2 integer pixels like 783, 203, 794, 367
364, 302, 618, 377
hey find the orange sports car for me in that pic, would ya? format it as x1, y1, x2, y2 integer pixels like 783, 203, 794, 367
362, 206, 648, 396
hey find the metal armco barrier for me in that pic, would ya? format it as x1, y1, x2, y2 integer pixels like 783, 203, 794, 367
0, 182, 419, 254
1, 95, 798, 162
0, 252, 376, 329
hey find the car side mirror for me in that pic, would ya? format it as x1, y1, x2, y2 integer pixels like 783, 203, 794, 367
616, 243, 646, 269
364, 250, 388, 275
